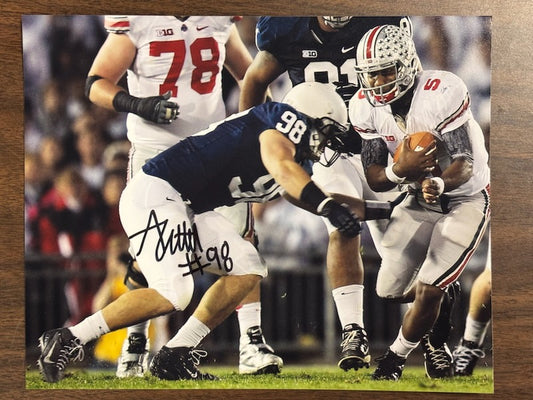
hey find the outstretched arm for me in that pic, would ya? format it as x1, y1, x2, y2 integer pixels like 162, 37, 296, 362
86, 33, 179, 124
260, 129, 361, 237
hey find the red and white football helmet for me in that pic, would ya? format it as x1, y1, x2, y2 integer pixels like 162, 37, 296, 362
355, 25, 420, 106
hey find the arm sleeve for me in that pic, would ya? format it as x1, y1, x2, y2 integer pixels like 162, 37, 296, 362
361, 138, 389, 171
441, 123, 474, 163
104, 15, 131, 34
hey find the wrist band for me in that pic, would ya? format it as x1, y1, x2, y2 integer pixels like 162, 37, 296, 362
385, 163, 406, 184
432, 177, 445, 195
112, 90, 138, 113
300, 181, 329, 212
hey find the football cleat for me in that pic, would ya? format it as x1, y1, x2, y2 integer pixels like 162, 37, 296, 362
421, 333, 454, 378
239, 326, 283, 374
453, 339, 486, 376
38, 328, 84, 383
371, 349, 406, 381
116, 332, 149, 378
338, 323, 371, 371
429, 281, 461, 347
149, 346, 218, 380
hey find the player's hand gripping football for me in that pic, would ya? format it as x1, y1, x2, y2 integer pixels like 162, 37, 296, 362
394, 136, 437, 182
320, 199, 361, 238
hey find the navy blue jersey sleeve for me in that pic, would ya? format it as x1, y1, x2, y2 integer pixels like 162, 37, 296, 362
249, 102, 295, 128
250, 102, 314, 168
250, 102, 309, 144
256, 17, 308, 52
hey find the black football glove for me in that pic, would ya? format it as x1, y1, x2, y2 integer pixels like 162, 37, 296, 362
320, 199, 361, 238
113, 90, 179, 124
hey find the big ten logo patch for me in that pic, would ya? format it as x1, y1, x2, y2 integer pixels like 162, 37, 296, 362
156, 28, 174, 37
302, 50, 318, 58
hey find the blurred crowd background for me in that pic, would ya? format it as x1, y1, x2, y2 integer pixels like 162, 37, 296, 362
22, 15, 491, 366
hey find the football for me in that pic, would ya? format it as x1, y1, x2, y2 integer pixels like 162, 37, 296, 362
393, 131, 436, 163
393, 131, 443, 180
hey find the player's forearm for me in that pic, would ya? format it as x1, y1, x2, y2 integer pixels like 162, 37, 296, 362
87, 77, 125, 110
271, 160, 313, 201
239, 74, 270, 111
330, 193, 395, 221
366, 164, 400, 192
439, 157, 473, 192
239, 50, 283, 111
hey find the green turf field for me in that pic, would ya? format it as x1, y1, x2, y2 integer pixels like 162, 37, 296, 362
26, 364, 493, 393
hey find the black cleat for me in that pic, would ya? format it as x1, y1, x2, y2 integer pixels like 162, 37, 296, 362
420, 282, 460, 379
337, 323, 370, 371
149, 346, 218, 380
371, 349, 406, 381
429, 281, 461, 346
421, 333, 454, 378
37, 328, 84, 383
453, 339, 486, 376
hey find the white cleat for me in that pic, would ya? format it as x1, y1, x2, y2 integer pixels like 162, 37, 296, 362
116, 333, 149, 378
239, 326, 283, 375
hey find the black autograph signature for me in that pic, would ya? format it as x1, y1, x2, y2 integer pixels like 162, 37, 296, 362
128, 209, 233, 275
180, 241, 233, 276
129, 209, 202, 261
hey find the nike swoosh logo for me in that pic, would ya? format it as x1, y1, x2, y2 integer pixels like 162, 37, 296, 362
185, 366, 198, 378
341, 46, 355, 53
166, 197, 176, 202
43, 341, 57, 364
196, 26, 208, 31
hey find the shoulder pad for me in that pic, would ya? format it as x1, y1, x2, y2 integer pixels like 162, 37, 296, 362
431, 71, 471, 132
256, 17, 306, 52
104, 16, 130, 34
348, 90, 378, 139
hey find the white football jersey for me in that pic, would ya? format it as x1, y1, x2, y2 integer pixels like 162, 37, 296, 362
105, 16, 237, 150
349, 69, 490, 197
